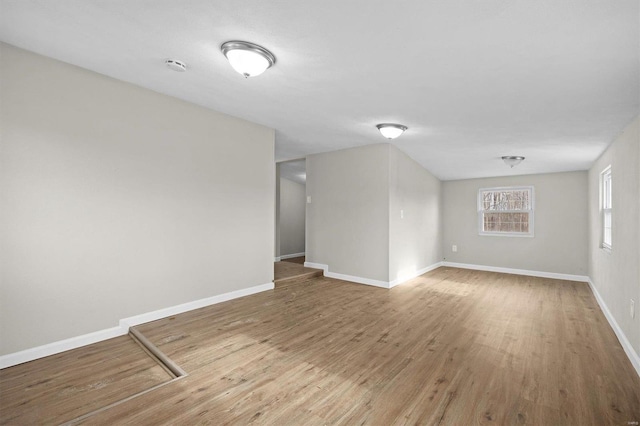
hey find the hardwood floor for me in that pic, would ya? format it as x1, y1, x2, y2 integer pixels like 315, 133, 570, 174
273, 260, 322, 285
280, 256, 305, 265
1, 267, 639, 425
0, 335, 172, 425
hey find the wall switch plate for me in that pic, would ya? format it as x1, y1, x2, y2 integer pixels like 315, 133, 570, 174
307, 196, 311, 204
400, 209, 404, 219
452, 245, 457, 252
631, 299, 635, 319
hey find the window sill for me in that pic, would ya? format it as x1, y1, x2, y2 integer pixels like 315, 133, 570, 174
479, 232, 534, 238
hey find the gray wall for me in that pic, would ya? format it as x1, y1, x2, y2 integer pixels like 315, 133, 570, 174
588, 116, 639, 356
306, 144, 442, 284
442, 171, 588, 276
306, 144, 390, 282
0, 43, 275, 355
279, 177, 306, 256
389, 147, 442, 281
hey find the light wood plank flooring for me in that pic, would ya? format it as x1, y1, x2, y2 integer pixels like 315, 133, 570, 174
1, 267, 639, 425
280, 256, 305, 265
0, 335, 173, 425
274, 260, 322, 285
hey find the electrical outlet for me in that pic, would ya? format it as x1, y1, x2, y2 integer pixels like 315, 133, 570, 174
452, 245, 457, 252
631, 299, 635, 319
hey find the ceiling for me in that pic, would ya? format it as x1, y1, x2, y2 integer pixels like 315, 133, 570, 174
1, 0, 638, 180
279, 160, 306, 186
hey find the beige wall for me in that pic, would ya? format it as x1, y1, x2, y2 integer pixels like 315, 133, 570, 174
443, 171, 588, 276
588, 116, 639, 356
389, 147, 442, 281
306, 144, 390, 281
0, 43, 275, 355
279, 177, 305, 256
306, 144, 442, 284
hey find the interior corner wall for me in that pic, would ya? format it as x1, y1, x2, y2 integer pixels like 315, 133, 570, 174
389, 146, 442, 281
306, 144, 390, 282
279, 177, 306, 256
0, 43, 275, 356
442, 171, 588, 276
588, 116, 640, 357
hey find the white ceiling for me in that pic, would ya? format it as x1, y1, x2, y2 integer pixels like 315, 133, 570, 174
1, 0, 638, 180
279, 160, 306, 186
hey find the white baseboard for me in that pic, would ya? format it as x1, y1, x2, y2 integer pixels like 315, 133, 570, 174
587, 278, 640, 378
0, 326, 128, 370
303, 261, 327, 271
274, 256, 281, 262
280, 252, 305, 260
389, 262, 444, 288
120, 282, 274, 328
327, 271, 389, 288
0, 282, 274, 369
304, 261, 443, 289
304, 262, 387, 287
442, 262, 589, 282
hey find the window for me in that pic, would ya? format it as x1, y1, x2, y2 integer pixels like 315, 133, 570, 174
478, 186, 534, 237
601, 166, 612, 250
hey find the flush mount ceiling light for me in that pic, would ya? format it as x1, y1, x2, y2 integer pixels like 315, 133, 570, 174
502, 156, 525, 168
376, 123, 408, 139
165, 59, 187, 72
221, 40, 276, 78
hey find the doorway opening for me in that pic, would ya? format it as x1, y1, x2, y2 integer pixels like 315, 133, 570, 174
274, 159, 320, 284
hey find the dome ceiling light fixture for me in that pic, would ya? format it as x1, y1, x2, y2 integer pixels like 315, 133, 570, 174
376, 123, 408, 139
502, 156, 525, 168
221, 40, 276, 78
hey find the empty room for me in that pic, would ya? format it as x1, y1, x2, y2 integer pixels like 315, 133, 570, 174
1, 1, 639, 425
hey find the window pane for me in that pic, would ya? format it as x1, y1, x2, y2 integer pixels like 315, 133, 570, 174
483, 212, 530, 233
603, 171, 612, 209
603, 210, 612, 247
601, 167, 612, 249
481, 189, 531, 211
479, 186, 533, 236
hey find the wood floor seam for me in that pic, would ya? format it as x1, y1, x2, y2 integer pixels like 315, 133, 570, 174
63, 329, 189, 425
129, 328, 187, 379
61, 376, 186, 425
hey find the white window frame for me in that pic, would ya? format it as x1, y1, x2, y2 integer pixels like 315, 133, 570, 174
601, 166, 612, 251
478, 186, 534, 237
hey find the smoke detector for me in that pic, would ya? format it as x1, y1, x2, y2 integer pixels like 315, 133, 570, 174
165, 59, 187, 72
